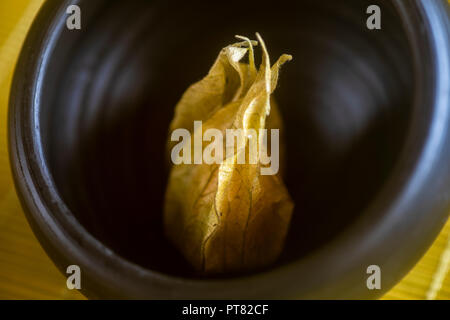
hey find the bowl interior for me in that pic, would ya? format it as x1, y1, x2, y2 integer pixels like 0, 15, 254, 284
43, 0, 414, 277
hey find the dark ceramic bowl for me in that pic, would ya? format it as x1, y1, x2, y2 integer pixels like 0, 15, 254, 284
8, 0, 450, 299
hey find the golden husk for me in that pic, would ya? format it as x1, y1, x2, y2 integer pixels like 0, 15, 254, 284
164, 34, 294, 274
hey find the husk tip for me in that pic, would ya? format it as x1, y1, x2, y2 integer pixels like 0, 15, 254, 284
235, 35, 258, 46
284, 54, 293, 61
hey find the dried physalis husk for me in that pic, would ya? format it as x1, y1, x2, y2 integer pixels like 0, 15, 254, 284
164, 33, 294, 274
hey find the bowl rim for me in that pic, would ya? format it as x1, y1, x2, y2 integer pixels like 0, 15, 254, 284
8, 0, 450, 299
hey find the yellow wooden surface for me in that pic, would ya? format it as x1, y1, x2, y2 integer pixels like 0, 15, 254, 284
0, 0, 84, 300
0, 0, 449, 300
